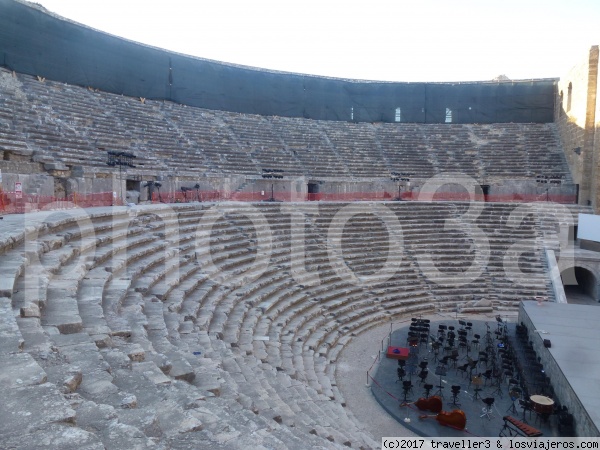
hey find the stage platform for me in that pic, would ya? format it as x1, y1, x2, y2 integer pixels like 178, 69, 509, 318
370, 313, 559, 438
519, 302, 600, 436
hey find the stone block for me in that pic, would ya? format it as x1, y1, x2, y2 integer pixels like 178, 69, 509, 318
20, 303, 41, 318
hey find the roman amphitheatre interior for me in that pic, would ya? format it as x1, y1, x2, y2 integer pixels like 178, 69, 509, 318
1, 1, 600, 448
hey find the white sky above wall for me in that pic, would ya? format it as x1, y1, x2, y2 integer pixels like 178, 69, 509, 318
36, 0, 600, 82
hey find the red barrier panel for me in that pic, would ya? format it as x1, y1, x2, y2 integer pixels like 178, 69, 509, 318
149, 190, 577, 204
0, 191, 120, 214
0, 188, 577, 215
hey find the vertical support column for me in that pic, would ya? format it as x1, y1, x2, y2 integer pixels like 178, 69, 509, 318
583, 46, 598, 207
592, 46, 600, 213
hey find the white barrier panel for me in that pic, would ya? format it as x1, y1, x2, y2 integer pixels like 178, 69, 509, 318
579, 213, 600, 243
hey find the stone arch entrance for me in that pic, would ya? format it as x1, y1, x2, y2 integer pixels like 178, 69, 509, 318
561, 266, 599, 304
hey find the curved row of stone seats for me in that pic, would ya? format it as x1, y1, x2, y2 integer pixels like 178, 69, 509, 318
18, 207, 364, 446
270, 115, 351, 178
534, 203, 592, 251
374, 123, 437, 179
137, 204, 384, 444
422, 125, 482, 178
100, 205, 375, 445
221, 114, 306, 176
18, 74, 169, 172
128, 207, 378, 446
317, 122, 390, 178
0, 201, 588, 448
101, 95, 205, 173
17, 208, 186, 393
1, 209, 166, 448
1, 69, 572, 183
195, 204, 435, 415
312, 202, 555, 310
475, 203, 563, 306
3, 206, 360, 448
99, 209, 217, 383
161, 102, 260, 175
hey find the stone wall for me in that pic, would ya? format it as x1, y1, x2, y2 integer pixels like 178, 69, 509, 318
569, 254, 600, 301
594, 57, 600, 212
0, 169, 54, 197
555, 46, 599, 210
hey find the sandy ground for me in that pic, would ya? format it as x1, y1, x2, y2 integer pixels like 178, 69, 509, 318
336, 320, 419, 443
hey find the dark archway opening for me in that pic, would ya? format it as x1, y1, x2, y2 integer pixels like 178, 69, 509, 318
480, 185, 490, 201
307, 182, 320, 201
562, 266, 598, 304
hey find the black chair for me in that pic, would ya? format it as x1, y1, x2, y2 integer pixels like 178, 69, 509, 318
449, 349, 459, 368
507, 387, 521, 414
397, 359, 406, 368
457, 362, 469, 378
465, 322, 473, 335
418, 370, 429, 385
458, 336, 468, 353
478, 354, 488, 368
472, 333, 480, 350
423, 383, 433, 397
431, 342, 440, 362
519, 398, 532, 422
438, 324, 447, 337
558, 413, 575, 436
467, 358, 479, 381
481, 397, 495, 420
450, 385, 461, 407
508, 378, 519, 389
482, 369, 493, 386
396, 367, 406, 383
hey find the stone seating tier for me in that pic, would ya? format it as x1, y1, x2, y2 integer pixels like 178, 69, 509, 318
0, 201, 592, 448
0, 68, 573, 184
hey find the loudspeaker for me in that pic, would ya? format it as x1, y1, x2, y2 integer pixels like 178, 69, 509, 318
543, 339, 551, 348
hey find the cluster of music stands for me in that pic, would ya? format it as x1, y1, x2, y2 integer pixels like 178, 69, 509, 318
397, 316, 518, 426
397, 318, 431, 402
397, 316, 556, 432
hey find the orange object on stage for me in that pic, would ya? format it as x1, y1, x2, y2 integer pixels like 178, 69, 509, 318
419, 410, 467, 431
415, 396, 443, 413
500, 416, 543, 437
386, 346, 409, 360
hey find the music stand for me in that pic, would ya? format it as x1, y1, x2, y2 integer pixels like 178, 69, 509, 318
507, 388, 521, 414
406, 362, 417, 381
470, 375, 483, 400
434, 364, 447, 399
491, 370, 504, 398
406, 348, 419, 381
431, 341, 440, 363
